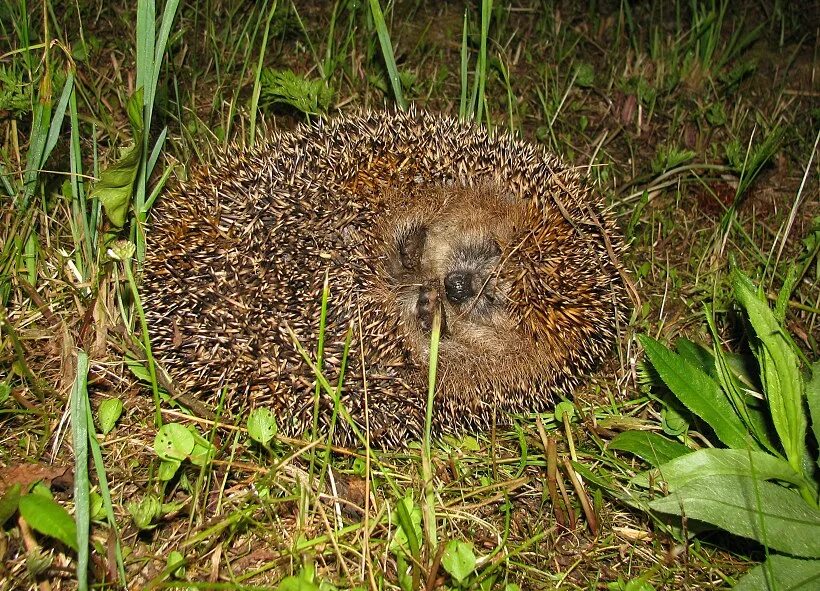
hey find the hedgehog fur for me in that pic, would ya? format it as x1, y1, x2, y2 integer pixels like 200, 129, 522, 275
141, 108, 627, 448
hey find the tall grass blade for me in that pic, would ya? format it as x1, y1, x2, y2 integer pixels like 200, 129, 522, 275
134, 0, 180, 260
368, 0, 407, 110
421, 310, 441, 552
249, 1, 279, 146
459, 9, 469, 120
71, 350, 90, 591
475, 0, 492, 123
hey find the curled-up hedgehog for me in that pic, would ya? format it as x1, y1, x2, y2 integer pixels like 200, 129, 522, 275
142, 109, 628, 448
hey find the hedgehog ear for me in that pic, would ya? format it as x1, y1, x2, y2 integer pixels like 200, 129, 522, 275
398, 225, 427, 270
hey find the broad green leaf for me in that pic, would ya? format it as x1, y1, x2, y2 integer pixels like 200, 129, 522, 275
158, 459, 181, 481
19, 494, 79, 551
674, 338, 713, 375
649, 474, 820, 557
97, 398, 123, 435
188, 427, 216, 467
660, 404, 689, 436
734, 555, 820, 590
733, 270, 807, 473
91, 140, 142, 228
808, 362, 819, 467
124, 354, 153, 383
609, 431, 691, 467
128, 495, 161, 530
154, 423, 194, 461
639, 334, 752, 449
0, 483, 21, 526
247, 408, 278, 445
554, 400, 575, 422
275, 566, 321, 591
90, 89, 144, 228
441, 540, 477, 584
166, 550, 185, 578
632, 449, 805, 489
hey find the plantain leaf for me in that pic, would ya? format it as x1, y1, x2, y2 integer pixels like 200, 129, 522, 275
808, 362, 820, 467
638, 335, 752, 449
19, 493, 79, 551
649, 474, 820, 557
734, 555, 820, 590
632, 448, 805, 490
733, 270, 807, 473
705, 308, 779, 455
609, 430, 691, 467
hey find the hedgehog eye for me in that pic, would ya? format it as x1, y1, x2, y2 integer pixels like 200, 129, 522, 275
444, 270, 475, 304
398, 226, 426, 270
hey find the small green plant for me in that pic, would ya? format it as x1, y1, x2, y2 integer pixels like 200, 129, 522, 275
441, 539, 478, 588
389, 494, 423, 591
153, 422, 216, 481
258, 68, 334, 116
614, 269, 820, 589
97, 398, 124, 435
724, 127, 786, 203
247, 407, 278, 453
650, 144, 696, 174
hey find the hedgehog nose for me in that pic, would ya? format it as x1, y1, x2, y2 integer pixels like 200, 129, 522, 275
417, 285, 446, 334
444, 271, 474, 303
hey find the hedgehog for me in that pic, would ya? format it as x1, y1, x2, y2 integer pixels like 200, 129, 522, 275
141, 108, 628, 448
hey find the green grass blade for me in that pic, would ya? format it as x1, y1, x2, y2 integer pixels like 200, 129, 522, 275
22, 80, 53, 207
135, 0, 156, 98
421, 310, 441, 552
459, 8, 469, 120
475, 0, 492, 123
249, 0, 279, 146
67, 70, 92, 276
85, 392, 127, 585
149, 0, 182, 133
71, 350, 90, 591
368, 0, 407, 110
42, 73, 73, 171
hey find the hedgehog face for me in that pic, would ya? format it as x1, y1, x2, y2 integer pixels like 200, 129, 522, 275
380, 184, 530, 371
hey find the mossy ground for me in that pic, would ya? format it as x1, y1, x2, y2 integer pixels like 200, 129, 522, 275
1, 1, 818, 589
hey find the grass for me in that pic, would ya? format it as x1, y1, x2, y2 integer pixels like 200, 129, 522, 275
1, 0, 818, 589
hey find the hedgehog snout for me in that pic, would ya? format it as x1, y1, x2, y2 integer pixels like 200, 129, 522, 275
416, 284, 448, 334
